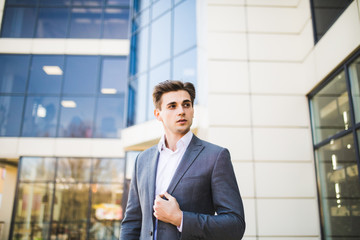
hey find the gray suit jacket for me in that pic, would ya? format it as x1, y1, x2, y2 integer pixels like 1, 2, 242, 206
120, 135, 245, 240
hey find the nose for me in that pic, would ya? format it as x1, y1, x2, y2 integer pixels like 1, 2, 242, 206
177, 105, 185, 115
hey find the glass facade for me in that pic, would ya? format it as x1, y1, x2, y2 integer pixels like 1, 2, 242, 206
0, 54, 127, 138
1, 0, 130, 39
10, 157, 127, 240
309, 52, 360, 239
127, 0, 197, 125
310, 0, 353, 42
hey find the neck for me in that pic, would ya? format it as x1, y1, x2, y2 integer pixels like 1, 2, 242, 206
164, 131, 189, 151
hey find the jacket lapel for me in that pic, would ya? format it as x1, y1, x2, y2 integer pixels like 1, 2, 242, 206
148, 147, 159, 206
167, 135, 204, 195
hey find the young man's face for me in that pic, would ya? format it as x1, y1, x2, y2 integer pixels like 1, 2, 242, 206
154, 90, 194, 138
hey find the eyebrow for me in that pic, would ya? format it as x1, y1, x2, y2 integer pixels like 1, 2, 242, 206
166, 99, 191, 106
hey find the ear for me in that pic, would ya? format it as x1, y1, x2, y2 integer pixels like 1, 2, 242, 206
154, 108, 162, 121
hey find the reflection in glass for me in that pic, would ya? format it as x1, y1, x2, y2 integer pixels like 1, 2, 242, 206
36, 8, 69, 38
147, 62, 170, 120
150, 12, 171, 67
19, 157, 56, 181
92, 158, 125, 182
310, 71, 351, 144
57, 158, 91, 182
152, 0, 171, 20
69, 8, 102, 38
134, 74, 148, 124
103, 8, 129, 39
6, 0, 37, 5
59, 97, 95, 137
349, 56, 360, 123
63, 56, 99, 94
28, 55, 64, 94
133, 8, 149, 30
1, 7, 37, 38
135, 27, 149, 74
173, 48, 197, 86
106, 0, 129, 6
0, 55, 30, 94
95, 97, 124, 138
39, 0, 71, 6
173, 0, 196, 55
73, 0, 103, 6
315, 134, 360, 238
100, 57, 127, 94
22, 96, 59, 137
0, 96, 24, 136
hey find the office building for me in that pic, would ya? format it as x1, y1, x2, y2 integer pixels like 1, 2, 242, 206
0, 0, 359, 239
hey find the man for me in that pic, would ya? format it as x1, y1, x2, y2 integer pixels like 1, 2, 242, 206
120, 80, 245, 240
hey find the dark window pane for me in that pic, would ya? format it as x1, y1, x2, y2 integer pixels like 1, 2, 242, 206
69, 8, 102, 38
39, 0, 71, 6
315, 134, 360, 238
63, 56, 99, 94
173, 48, 197, 86
147, 62, 170, 120
6, 0, 37, 5
28, 55, 64, 94
92, 158, 125, 182
103, 8, 129, 39
1, 7, 37, 38
349, 56, 360, 123
22, 96, 59, 137
36, 8, 69, 38
0, 55, 30, 94
106, 0, 129, 6
13, 222, 50, 240
95, 97, 124, 138
72, 0, 103, 6
312, 0, 353, 41
173, 0, 196, 55
19, 157, 56, 181
150, 12, 170, 67
310, 71, 351, 144
100, 57, 127, 94
59, 97, 95, 137
0, 96, 24, 136
57, 158, 91, 182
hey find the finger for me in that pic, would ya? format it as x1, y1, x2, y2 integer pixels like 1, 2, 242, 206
164, 192, 173, 201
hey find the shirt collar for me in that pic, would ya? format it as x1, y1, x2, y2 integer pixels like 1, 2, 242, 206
158, 131, 193, 152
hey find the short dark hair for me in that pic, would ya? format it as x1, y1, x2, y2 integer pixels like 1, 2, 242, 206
152, 80, 196, 110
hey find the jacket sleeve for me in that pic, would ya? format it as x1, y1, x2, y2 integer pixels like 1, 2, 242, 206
120, 156, 142, 240
181, 148, 246, 240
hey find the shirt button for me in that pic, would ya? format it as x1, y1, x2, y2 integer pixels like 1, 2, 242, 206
150, 231, 153, 236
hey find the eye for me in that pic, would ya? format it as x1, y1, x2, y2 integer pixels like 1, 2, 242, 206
168, 104, 176, 109
183, 103, 191, 108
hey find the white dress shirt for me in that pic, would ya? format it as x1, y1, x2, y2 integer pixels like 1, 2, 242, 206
155, 130, 193, 232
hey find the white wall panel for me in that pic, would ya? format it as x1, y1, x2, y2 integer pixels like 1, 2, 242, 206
251, 95, 309, 127
0, 138, 18, 158
255, 162, 316, 197
208, 127, 253, 161
208, 60, 249, 94
242, 199, 257, 236
208, 0, 245, 5
253, 128, 313, 161
257, 199, 319, 236
233, 162, 255, 197
208, 32, 248, 60
208, 94, 251, 126
18, 138, 56, 157
246, 0, 298, 7
208, 6, 246, 32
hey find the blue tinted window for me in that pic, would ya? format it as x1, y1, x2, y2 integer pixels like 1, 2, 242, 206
147, 62, 170, 119
135, 74, 147, 124
174, 0, 196, 55
95, 97, 124, 138
103, 8, 129, 39
72, 0, 103, 6
69, 8, 102, 38
36, 8, 69, 38
100, 57, 127, 94
152, 0, 171, 20
0, 96, 24, 136
150, 12, 171, 67
39, 0, 71, 6
28, 55, 64, 94
6, 0, 37, 6
133, 8, 149, 30
58, 97, 95, 137
106, 0, 129, 6
0, 55, 30, 94
22, 96, 59, 137
63, 56, 99, 94
173, 48, 197, 85
1, 7, 37, 38
136, 27, 149, 74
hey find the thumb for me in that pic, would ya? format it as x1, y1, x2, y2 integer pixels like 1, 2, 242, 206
164, 192, 173, 200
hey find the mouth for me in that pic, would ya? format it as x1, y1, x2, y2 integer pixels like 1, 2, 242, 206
177, 119, 187, 124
